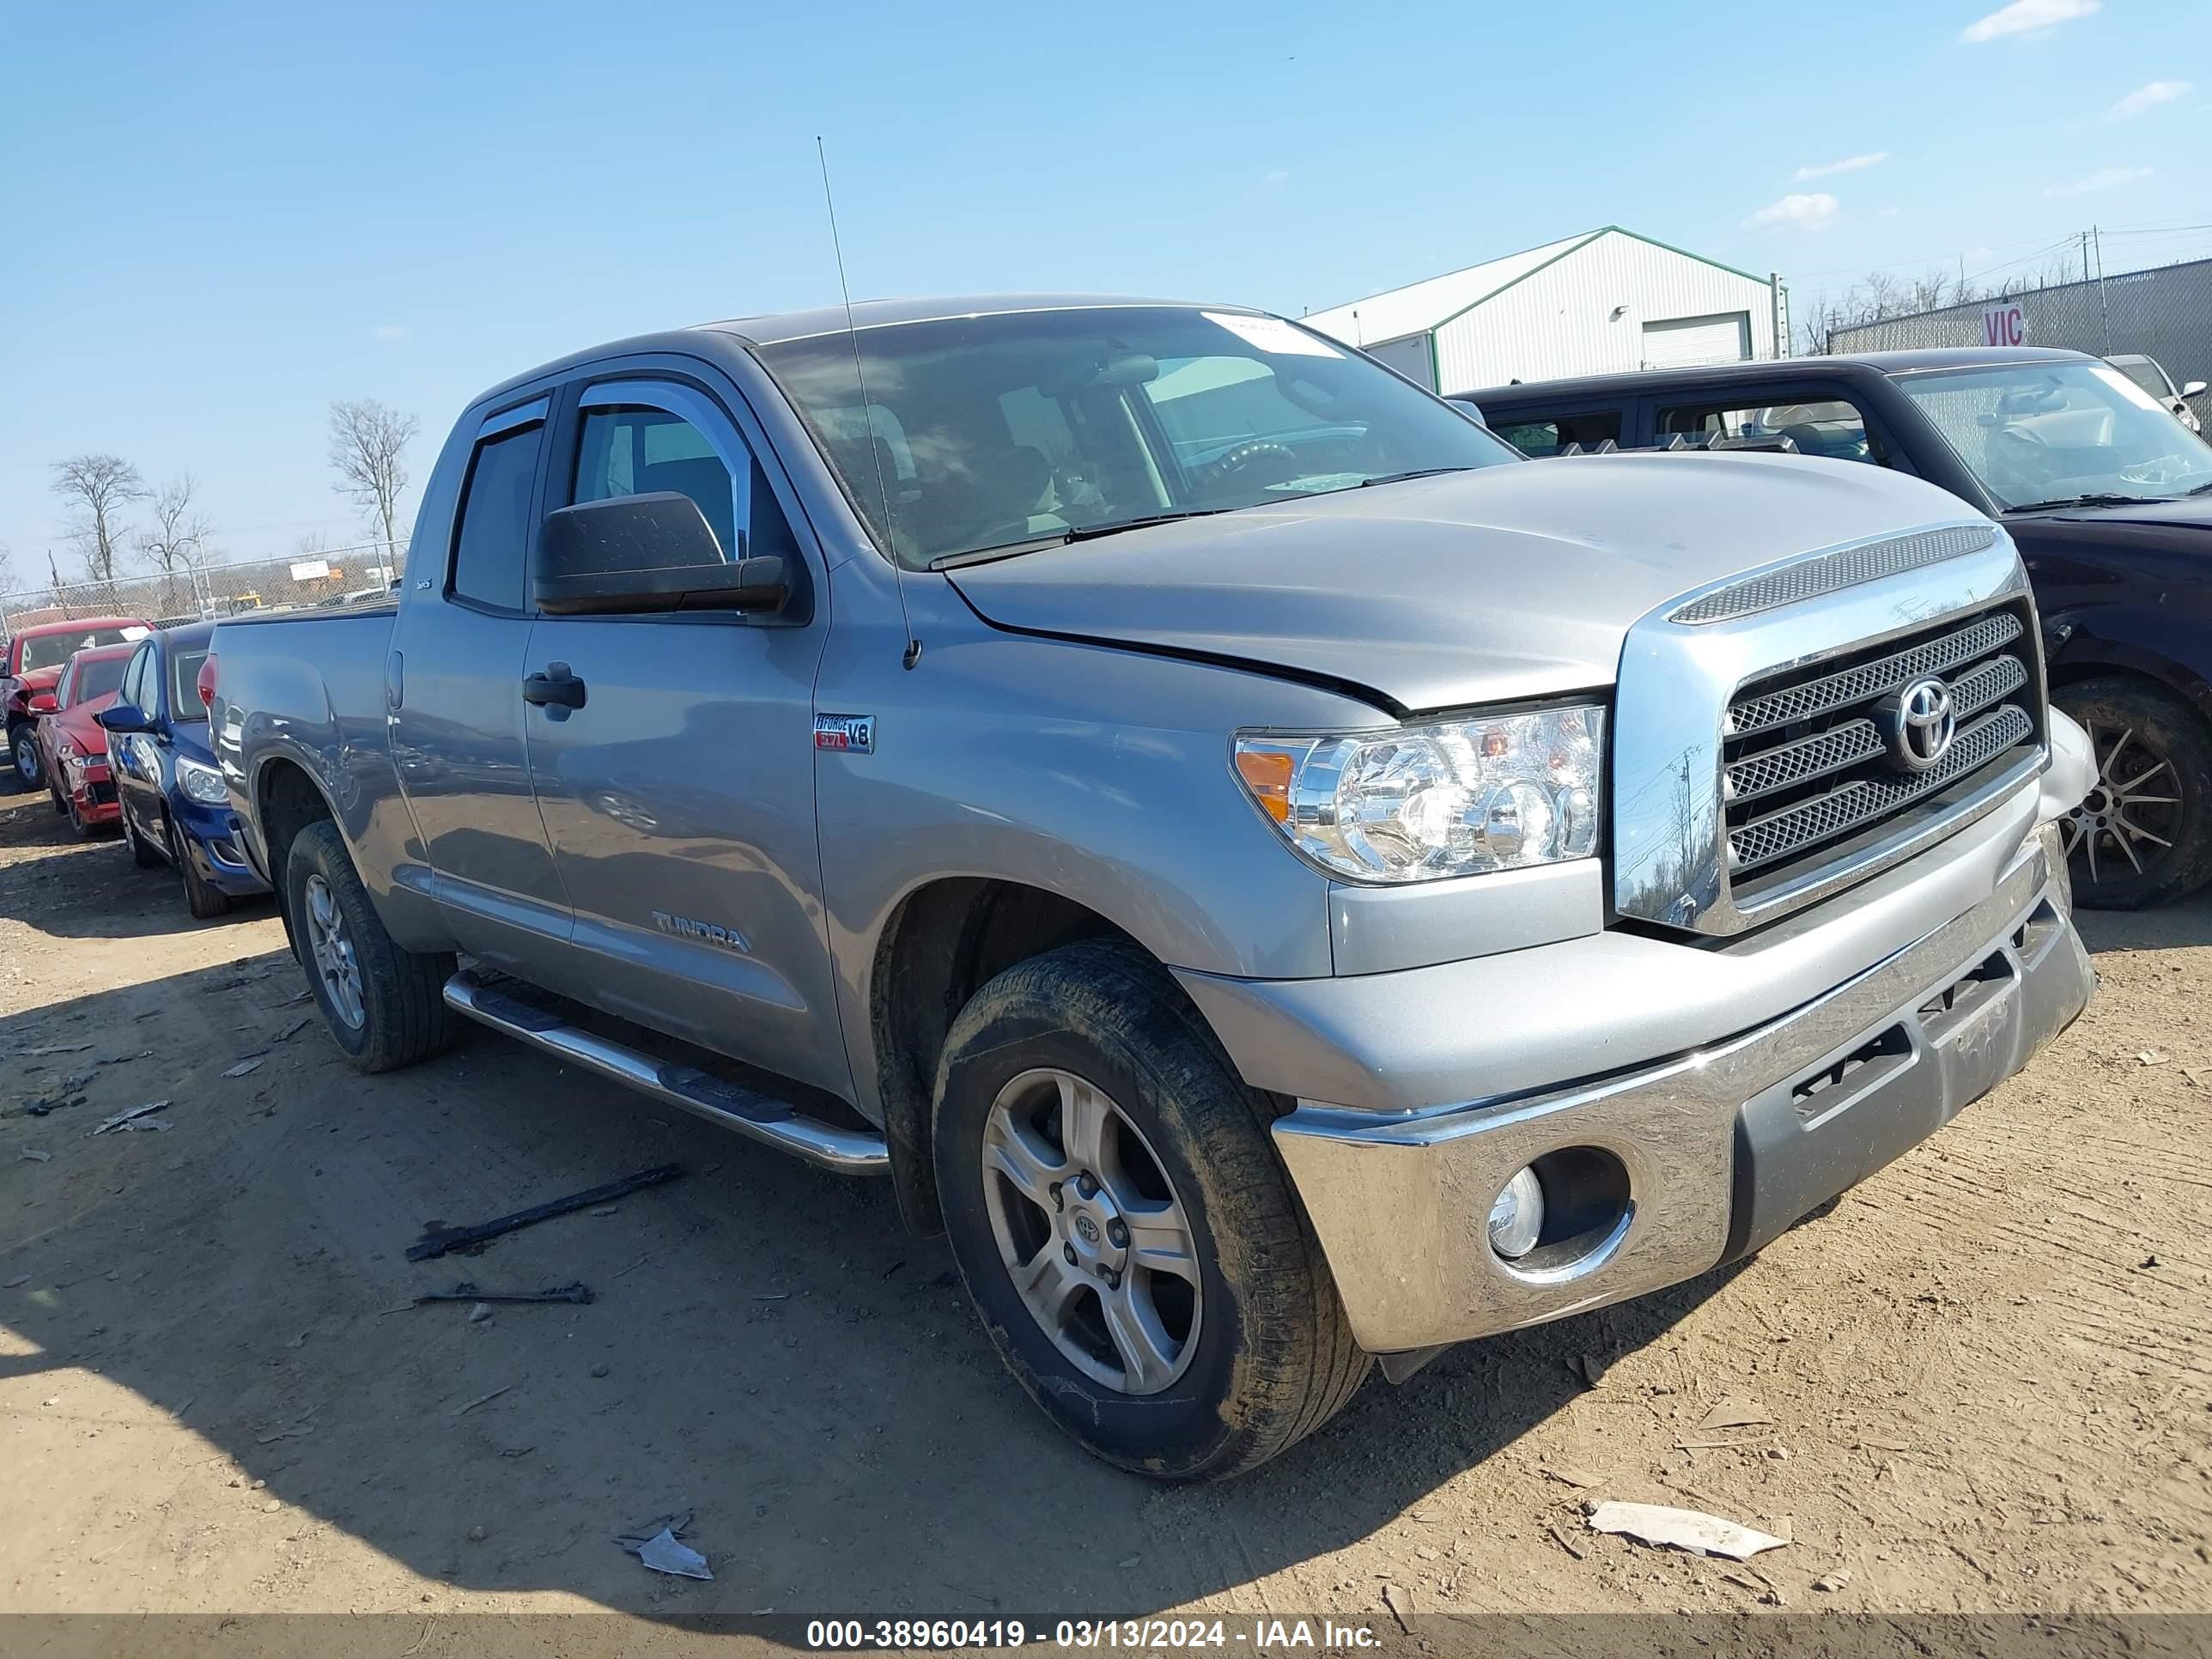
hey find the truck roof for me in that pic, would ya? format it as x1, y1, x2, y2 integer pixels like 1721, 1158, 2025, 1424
1462, 346, 2094, 405
471, 295, 1258, 405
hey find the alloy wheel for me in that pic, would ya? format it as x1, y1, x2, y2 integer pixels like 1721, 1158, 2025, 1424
13, 729, 40, 788
2063, 720, 2185, 887
303, 872, 367, 1029
980, 1067, 1202, 1395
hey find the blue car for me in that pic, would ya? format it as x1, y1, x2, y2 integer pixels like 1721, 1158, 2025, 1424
95, 622, 270, 918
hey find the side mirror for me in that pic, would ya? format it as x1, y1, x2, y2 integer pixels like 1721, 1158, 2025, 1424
534, 492, 801, 619
97, 702, 154, 734
27, 691, 57, 716
2182, 380, 2208, 399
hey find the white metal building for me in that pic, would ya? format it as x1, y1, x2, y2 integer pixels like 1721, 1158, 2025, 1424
1304, 227, 1787, 395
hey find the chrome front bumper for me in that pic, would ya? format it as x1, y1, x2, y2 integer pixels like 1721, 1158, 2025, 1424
1261, 819, 2091, 1355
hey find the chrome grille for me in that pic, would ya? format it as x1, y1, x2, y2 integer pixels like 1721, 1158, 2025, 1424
1722, 603, 2043, 883
1729, 612, 2021, 738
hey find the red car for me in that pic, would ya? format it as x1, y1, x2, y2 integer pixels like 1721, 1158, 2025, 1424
32, 643, 133, 837
4, 616, 150, 790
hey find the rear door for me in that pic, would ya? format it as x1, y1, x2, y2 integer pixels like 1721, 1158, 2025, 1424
520, 367, 846, 1095
387, 397, 576, 979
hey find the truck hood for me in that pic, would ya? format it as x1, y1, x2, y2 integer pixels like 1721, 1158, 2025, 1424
947, 454, 1990, 714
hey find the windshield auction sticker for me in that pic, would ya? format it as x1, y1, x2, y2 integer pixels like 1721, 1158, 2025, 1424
1201, 312, 1344, 358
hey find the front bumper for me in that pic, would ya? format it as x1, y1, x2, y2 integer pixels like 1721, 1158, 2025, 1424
64, 763, 119, 823
173, 796, 272, 896
1255, 817, 2090, 1356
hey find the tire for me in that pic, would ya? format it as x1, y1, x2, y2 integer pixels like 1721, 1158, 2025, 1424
283, 818, 459, 1072
123, 807, 165, 869
172, 818, 232, 918
65, 791, 97, 840
2053, 676, 2212, 909
8, 723, 39, 792
933, 939, 1369, 1480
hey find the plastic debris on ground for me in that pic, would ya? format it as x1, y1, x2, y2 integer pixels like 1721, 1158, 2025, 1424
222, 1059, 264, 1079
617, 1511, 712, 1580
1585, 1500, 1789, 1561
90, 1100, 173, 1136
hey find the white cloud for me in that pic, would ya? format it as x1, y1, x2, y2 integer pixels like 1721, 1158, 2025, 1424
1960, 0, 2100, 42
371, 323, 408, 343
1878, 205, 1902, 219
1793, 151, 1888, 180
1261, 169, 1291, 187
2044, 165, 2152, 196
1743, 192, 1840, 231
2107, 79, 2191, 118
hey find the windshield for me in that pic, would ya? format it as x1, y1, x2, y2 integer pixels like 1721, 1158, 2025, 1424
757, 306, 1519, 568
64, 654, 127, 708
168, 646, 210, 720
1894, 361, 2212, 509
22, 625, 145, 673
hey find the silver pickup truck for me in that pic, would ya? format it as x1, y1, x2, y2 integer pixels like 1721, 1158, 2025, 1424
211, 295, 2095, 1480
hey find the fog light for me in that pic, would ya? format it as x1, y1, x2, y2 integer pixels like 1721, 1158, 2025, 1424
1488, 1165, 1545, 1260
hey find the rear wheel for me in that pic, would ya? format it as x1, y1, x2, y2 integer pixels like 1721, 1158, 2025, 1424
283, 819, 459, 1072
933, 939, 1368, 1480
2054, 677, 2212, 909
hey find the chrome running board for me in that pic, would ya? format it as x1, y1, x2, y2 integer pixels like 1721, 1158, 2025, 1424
441, 970, 888, 1176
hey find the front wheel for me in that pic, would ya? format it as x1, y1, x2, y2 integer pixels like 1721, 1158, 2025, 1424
2054, 677, 2212, 909
123, 807, 166, 869
171, 817, 232, 918
9, 724, 40, 792
284, 819, 459, 1072
933, 939, 1369, 1480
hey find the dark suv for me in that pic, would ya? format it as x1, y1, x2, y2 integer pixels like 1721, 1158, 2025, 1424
1459, 348, 2212, 908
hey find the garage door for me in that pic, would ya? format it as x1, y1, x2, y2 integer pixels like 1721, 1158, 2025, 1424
1641, 312, 1752, 369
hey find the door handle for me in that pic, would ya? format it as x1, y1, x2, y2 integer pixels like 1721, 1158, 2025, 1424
522, 665, 587, 709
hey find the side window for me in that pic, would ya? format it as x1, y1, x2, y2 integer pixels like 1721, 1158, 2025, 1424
55, 660, 77, 708
450, 423, 545, 611
1496, 410, 1621, 456
124, 645, 155, 713
571, 399, 801, 572
1495, 419, 1560, 456
1658, 396, 1881, 464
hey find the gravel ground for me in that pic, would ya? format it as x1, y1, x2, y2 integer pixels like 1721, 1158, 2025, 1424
0, 787, 2207, 1626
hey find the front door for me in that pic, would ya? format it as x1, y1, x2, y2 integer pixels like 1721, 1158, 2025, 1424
111, 641, 164, 845
520, 373, 845, 1096
388, 397, 575, 979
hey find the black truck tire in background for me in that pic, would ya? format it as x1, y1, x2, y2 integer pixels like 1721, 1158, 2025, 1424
2055, 675, 2212, 909
932, 938, 1370, 1480
283, 819, 460, 1072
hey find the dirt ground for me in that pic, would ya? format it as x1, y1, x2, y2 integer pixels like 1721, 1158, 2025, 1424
1, 786, 2208, 1630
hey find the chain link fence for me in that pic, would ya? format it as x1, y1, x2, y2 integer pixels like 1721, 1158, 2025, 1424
1828, 257, 2212, 428
0, 540, 404, 639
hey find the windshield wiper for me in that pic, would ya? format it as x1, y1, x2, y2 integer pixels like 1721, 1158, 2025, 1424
924, 509, 1233, 571
1358, 466, 1479, 488
2185, 479, 2212, 496
2005, 493, 2177, 513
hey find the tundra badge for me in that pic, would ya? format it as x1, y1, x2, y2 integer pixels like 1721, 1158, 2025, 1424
814, 713, 875, 755
652, 912, 751, 954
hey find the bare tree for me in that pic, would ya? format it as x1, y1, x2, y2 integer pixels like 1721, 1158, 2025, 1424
50, 453, 149, 587
139, 473, 216, 616
328, 398, 419, 562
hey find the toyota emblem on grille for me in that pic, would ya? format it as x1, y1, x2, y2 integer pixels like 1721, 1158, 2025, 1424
1879, 676, 1958, 772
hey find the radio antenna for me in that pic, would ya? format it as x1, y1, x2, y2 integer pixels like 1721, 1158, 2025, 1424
817, 136, 918, 670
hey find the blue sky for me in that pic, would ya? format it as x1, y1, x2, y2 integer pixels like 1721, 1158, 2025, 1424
1, 0, 2203, 579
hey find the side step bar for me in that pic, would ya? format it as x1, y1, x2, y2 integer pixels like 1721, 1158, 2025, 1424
441, 971, 889, 1176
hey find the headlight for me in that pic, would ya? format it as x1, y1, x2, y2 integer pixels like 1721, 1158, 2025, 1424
1233, 704, 1604, 884
176, 756, 230, 805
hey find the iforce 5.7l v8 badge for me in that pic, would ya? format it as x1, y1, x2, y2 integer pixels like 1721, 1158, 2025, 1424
814, 713, 875, 755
